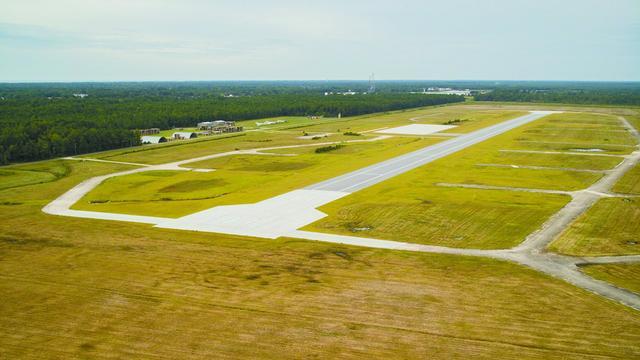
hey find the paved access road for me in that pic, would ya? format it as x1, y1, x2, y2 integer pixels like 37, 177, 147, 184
307, 111, 556, 192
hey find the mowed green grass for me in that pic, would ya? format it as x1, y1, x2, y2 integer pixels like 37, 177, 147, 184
0, 160, 639, 358
613, 163, 640, 195
549, 198, 640, 256
625, 114, 640, 134
308, 186, 568, 249
73, 137, 442, 217
581, 263, 640, 295
77, 111, 626, 249
485, 151, 622, 170
306, 112, 632, 249
508, 112, 637, 155
0, 162, 70, 191
297, 107, 528, 134
0, 168, 57, 191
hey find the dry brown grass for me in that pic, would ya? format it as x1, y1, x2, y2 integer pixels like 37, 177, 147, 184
0, 159, 639, 359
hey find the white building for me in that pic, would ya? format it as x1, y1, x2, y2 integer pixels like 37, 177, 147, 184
140, 136, 167, 144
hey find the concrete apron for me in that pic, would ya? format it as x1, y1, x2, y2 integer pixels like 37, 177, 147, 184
154, 189, 349, 239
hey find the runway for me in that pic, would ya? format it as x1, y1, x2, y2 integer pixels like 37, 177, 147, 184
307, 111, 555, 192
45, 111, 557, 240
156, 111, 556, 238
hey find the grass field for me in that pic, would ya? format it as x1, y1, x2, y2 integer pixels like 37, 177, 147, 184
0, 160, 639, 358
613, 163, 640, 195
73, 137, 442, 217
306, 112, 631, 249
297, 107, 528, 134
307, 186, 569, 249
581, 263, 640, 294
1, 104, 640, 358
507, 112, 636, 155
0, 168, 58, 191
73, 110, 630, 229
549, 198, 640, 256
88, 106, 527, 165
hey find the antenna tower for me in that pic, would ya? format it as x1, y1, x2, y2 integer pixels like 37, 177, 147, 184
368, 73, 376, 93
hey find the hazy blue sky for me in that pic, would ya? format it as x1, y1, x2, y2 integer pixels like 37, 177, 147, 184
1, 0, 638, 82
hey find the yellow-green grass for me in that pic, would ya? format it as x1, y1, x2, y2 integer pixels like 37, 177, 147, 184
0, 161, 72, 192
307, 186, 569, 249
613, 163, 640, 195
509, 113, 637, 155
241, 115, 339, 131
468, 101, 640, 115
581, 263, 640, 294
298, 107, 528, 134
73, 137, 442, 217
90, 106, 525, 165
549, 198, 640, 256
76, 111, 620, 247
102, 131, 365, 165
0, 168, 58, 191
303, 113, 636, 248
484, 151, 622, 170
366, 116, 611, 192
626, 114, 640, 132
1, 159, 640, 358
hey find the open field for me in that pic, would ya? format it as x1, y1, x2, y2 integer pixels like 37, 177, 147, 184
306, 111, 632, 248
72, 110, 631, 233
2, 103, 640, 358
296, 107, 528, 134
0, 168, 59, 191
72, 137, 442, 217
87, 105, 526, 165
0, 159, 639, 358
549, 116, 639, 257
507, 112, 636, 155
65, 108, 638, 250
548, 198, 640, 256
581, 263, 640, 294
307, 186, 568, 249
613, 163, 640, 195
468, 102, 640, 116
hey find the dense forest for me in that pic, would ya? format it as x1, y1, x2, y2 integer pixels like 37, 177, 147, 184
2, 80, 638, 165
475, 88, 640, 105
0, 83, 463, 164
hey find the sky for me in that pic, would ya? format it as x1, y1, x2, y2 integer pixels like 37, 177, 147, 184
0, 0, 639, 82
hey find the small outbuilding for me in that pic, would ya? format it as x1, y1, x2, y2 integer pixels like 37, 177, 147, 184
141, 136, 167, 144
172, 132, 198, 140
140, 128, 160, 135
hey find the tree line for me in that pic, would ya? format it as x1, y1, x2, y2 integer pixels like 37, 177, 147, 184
0, 91, 463, 164
474, 89, 640, 106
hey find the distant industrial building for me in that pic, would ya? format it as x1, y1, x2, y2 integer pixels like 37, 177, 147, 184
140, 136, 167, 144
197, 120, 243, 134
412, 87, 472, 96
172, 132, 197, 140
139, 128, 160, 136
